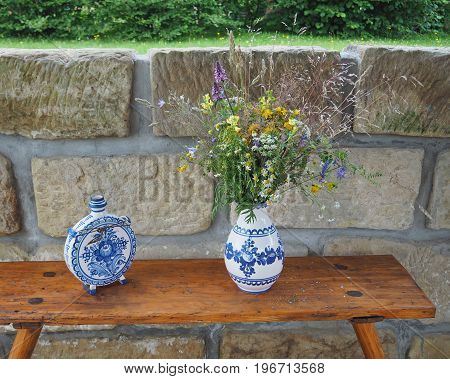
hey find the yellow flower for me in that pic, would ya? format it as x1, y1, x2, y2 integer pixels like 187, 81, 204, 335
275, 106, 287, 117
263, 122, 276, 134
248, 123, 259, 135
283, 118, 296, 131
200, 94, 213, 112
292, 109, 300, 116
245, 153, 251, 158
258, 91, 275, 108
261, 108, 273, 119
327, 182, 336, 191
311, 184, 320, 193
283, 121, 293, 131
234, 127, 241, 133
177, 164, 188, 173
227, 115, 240, 126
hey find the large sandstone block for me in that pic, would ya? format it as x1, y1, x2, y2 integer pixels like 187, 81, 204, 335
323, 237, 450, 322
150, 47, 339, 136
0, 49, 134, 139
346, 45, 450, 137
33, 335, 205, 358
220, 328, 397, 358
242, 148, 422, 230
428, 150, 450, 229
0, 154, 20, 234
407, 333, 450, 358
32, 155, 213, 237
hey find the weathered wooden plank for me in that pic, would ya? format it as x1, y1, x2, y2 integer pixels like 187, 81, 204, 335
0, 256, 435, 325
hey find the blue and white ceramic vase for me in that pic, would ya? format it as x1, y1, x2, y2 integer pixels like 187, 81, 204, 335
64, 195, 136, 295
224, 204, 284, 294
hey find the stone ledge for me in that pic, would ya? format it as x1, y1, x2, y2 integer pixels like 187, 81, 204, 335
33, 241, 224, 261
220, 328, 397, 358
407, 333, 450, 358
32, 335, 205, 359
31, 239, 308, 262
0, 49, 134, 139
0, 243, 28, 262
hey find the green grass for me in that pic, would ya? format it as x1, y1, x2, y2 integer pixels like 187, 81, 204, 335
1, 32, 449, 52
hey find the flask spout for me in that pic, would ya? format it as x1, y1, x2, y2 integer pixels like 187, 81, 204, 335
89, 195, 107, 213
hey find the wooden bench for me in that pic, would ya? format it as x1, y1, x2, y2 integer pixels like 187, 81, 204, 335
0, 255, 435, 359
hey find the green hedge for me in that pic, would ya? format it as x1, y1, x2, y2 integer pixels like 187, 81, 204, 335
259, 0, 449, 36
0, 0, 448, 40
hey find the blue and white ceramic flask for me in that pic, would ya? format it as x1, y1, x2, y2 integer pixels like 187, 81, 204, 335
64, 195, 137, 295
224, 204, 284, 294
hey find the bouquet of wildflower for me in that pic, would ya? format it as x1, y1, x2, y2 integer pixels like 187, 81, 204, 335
156, 35, 379, 222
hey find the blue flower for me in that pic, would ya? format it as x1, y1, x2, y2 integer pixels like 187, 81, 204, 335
187, 147, 197, 157
299, 134, 308, 147
252, 139, 261, 148
336, 166, 347, 179
320, 159, 332, 180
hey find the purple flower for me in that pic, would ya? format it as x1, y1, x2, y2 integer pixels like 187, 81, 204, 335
214, 61, 228, 83
157, 99, 165, 108
211, 137, 217, 143
336, 166, 347, 179
211, 82, 225, 101
320, 159, 332, 180
299, 134, 308, 147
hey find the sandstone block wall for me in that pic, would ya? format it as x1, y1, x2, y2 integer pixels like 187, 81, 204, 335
0, 45, 448, 359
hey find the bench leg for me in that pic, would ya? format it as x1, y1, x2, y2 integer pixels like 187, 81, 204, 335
351, 321, 385, 359
9, 325, 42, 359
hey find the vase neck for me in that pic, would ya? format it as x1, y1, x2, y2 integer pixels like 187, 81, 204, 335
89, 210, 106, 219
237, 205, 271, 228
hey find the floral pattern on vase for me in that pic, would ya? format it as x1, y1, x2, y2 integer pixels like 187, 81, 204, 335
224, 204, 284, 293
80, 225, 129, 279
64, 195, 136, 295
